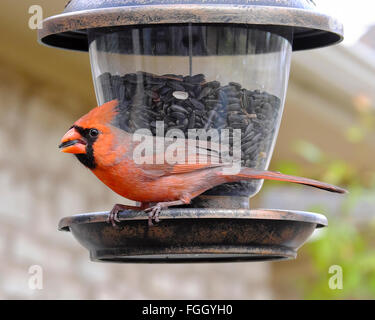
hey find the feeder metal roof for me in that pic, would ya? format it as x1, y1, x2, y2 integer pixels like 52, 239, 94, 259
38, 0, 343, 52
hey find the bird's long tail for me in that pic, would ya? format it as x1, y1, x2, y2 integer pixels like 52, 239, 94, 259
228, 167, 347, 194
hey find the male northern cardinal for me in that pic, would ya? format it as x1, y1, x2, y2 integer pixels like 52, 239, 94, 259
59, 100, 346, 226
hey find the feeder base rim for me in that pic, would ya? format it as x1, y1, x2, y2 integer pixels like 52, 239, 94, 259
90, 244, 296, 263
58, 208, 328, 231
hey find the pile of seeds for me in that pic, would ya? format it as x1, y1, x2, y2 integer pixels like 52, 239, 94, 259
99, 71, 281, 196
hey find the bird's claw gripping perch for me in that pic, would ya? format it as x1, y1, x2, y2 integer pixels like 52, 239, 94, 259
144, 200, 187, 226
106, 204, 148, 229
145, 204, 163, 227
106, 205, 122, 228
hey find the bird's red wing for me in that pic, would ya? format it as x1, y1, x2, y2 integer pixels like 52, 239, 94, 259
135, 136, 227, 177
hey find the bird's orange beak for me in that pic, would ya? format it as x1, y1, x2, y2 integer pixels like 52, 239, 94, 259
59, 127, 87, 154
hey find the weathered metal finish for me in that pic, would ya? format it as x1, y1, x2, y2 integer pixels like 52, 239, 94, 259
59, 209, 327, 263
189, 196, 250, 209
64, 0, 318, 12
38, 0, 343, 52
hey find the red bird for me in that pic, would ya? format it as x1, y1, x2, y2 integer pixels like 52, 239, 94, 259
59, 100, 346, 226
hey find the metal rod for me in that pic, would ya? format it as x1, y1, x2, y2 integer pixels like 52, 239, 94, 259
188, 23, 193, 76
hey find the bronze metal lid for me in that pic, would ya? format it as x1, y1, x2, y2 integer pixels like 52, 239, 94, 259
38, 0, 343, 52
58, 208, 328, 263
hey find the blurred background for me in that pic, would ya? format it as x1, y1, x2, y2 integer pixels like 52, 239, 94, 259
0, 0, 374, 299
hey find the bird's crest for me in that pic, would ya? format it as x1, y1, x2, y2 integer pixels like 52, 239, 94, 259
75, 99, 119, 128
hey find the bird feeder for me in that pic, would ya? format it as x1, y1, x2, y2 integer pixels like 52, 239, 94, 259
39, 0, 343, 262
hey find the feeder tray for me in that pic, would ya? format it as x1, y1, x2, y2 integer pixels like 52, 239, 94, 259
58, 209, 327, 263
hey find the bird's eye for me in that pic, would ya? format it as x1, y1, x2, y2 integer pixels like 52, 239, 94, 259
89, 129, 99, 137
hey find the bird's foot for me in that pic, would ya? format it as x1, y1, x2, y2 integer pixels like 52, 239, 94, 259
144, 200, 187, 227
145, 204, 163, 227
107, 204, 146, 228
